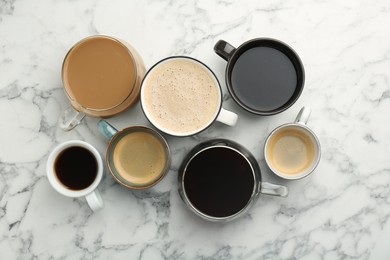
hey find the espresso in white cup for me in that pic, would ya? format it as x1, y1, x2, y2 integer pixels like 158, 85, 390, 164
46, 140, 104, 211
140, 56, 238, 137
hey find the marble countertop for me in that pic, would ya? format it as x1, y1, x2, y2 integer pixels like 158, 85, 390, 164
1, 0, 390, 259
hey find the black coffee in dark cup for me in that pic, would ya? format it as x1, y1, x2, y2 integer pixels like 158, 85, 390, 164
214, 38, 305, 115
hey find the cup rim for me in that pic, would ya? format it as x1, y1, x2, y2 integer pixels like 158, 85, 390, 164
181, 145, 258, 221
61, 35, 139, 114
46, 140, 103, 197
264, 123, 321, 180
106, 126, 171, 189
225, 37, 305, 115
140, 55, 223, 137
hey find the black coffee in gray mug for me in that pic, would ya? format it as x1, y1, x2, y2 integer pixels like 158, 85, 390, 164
178, 139, 288, 222
214, 38, 305, 115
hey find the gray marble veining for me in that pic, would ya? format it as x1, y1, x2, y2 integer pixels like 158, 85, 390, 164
1, 0, 390, 259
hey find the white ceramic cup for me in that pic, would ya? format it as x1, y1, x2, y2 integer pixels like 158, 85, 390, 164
264, 106, 321, 180
140, 56, 238, 137
46, 140, 104, 211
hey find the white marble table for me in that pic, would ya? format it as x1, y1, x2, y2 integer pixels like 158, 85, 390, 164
1, 0, 390, 259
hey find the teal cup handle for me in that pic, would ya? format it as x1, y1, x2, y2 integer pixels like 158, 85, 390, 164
97, 120, 118, 139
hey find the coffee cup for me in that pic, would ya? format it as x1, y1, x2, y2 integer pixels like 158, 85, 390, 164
264, 106, 321, 180
59, 35, 146, 131
46, 140, 104, 211
178, 139, 288, 222
140, 56, 238, 137
214, 38, 305, 115
97, 120, 171, 189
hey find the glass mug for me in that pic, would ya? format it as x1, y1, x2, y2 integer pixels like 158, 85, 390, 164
59, 35, 146, 131
264, 106, 321, 180
46, 140, 104, 211
178, 139, 288, 222
214, 38, 305, 115
97, 120, 171, 189
140, 56, 238, 137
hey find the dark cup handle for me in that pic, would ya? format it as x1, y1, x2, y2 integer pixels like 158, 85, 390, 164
214, 40, 236, 61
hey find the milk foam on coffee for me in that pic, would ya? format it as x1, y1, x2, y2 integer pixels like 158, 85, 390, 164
267, 127, 315, 175
63, 37, 136, 110
112, 131, 167, 186
142, 58, 220, 135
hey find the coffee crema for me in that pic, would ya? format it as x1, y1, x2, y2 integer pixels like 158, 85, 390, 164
63, 36, 137, 111
142, 58, 220, 135
266, 127, 315, 175
112, 131, 168, 186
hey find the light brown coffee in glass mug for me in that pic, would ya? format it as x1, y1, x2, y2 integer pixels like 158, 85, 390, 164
59, 35, 146, 131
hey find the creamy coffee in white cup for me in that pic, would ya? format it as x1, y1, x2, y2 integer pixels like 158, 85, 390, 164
264, 107, 321, 180
140, 56, 238, 137
46, 140, 104, 211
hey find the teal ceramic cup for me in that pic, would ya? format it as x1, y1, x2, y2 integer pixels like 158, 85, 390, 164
97, 120, 171, 189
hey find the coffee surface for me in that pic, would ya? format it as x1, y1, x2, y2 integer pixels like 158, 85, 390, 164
63, 37, 136, 110
112, 131, 167, 186
183, 147, 255, 218
231, 46, 297, 112
142, 59, 220, 135
55, 146, 97, 190
267, 127, 315, 175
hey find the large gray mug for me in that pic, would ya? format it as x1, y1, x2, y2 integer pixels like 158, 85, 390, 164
178, 139, 288, 222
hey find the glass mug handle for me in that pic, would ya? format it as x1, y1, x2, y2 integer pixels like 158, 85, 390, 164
295, 106, 311, 125
260, 182, 289, 197
85, 189, 103, 211
58, 106, 86, 131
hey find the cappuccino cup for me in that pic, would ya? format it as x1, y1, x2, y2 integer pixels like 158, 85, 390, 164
46, 140, 104, 211
264, 107, 321, 180
140, 56, 238, 137
97, 120, 171, 189
59, 35, 146, 131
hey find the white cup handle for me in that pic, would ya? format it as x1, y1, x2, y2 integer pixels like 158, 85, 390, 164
58, 106, 86, 131
216, 108, 238, 126
85, 189, 103, 211
294, 106, 311, 125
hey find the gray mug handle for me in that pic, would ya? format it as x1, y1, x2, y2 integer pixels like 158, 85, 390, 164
260, 182, 288, 197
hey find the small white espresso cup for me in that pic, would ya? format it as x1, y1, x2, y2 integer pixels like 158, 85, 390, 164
264, 107, 321, 180
46, 140, 104, 211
